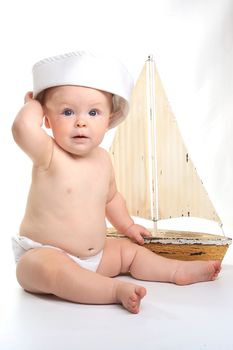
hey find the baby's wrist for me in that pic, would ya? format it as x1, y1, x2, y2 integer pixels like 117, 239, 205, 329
123, 222, 135, 235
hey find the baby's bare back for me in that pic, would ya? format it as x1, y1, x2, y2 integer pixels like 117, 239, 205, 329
19, 144, 112, 258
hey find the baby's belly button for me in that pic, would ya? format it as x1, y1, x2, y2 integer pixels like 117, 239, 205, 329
77, 247, 100, 258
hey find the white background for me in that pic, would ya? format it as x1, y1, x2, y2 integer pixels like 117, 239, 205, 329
0, 0, 232, 250
0, 3, 233, 349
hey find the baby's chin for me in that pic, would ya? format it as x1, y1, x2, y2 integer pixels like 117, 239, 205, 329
54, 136, 104, 157
65, 144, 97, 158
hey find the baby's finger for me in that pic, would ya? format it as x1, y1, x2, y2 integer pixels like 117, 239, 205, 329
135, 234, 145, 245
141, 229, 152, 237
24, 91, 33, 104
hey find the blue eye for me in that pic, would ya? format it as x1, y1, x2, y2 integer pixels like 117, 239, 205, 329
89, 109, 98, 117
63, 109, 74, 117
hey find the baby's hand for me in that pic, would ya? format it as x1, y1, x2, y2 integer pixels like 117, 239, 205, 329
20, 91, 44, 120
124, 223, 152, 245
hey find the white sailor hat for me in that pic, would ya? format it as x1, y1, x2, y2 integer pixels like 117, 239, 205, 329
32, 51, 134, 128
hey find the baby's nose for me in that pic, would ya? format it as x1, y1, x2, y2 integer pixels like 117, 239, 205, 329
75, 118, 86, 128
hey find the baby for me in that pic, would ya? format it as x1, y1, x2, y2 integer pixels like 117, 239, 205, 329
12, 51, 221, 313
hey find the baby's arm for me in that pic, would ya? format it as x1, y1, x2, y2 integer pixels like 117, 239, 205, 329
12, 92, 53, 168
106, 165, 151, 245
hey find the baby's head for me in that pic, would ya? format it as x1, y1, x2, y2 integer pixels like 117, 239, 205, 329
37, 84, 114, 156
32, 51, 134, 129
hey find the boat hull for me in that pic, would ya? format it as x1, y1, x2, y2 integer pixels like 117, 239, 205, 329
107, 229, 232, 261
143, 242, 228, 261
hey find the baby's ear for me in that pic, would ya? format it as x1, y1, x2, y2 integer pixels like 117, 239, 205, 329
44, 116, 51, 129
107, 113, 114, 130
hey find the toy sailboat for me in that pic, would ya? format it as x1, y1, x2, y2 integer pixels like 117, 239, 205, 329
107, 56, 232, 261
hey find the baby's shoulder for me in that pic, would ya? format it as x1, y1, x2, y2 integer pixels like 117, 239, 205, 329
94, 147, 113, 169
95, 146, 111, 160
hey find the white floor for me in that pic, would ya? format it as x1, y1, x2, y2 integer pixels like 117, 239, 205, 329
1, 240, 233, 350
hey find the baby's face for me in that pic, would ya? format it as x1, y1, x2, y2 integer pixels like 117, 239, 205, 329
43, 85, 113, 156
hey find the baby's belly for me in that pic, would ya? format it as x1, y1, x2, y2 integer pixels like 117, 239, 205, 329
19, 213, 107, 258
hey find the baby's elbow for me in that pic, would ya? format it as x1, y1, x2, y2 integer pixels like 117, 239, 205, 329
107, 191, 123, 207
11, 117, 28, 144
106, 193, 115, 206
11, 120, 20, 142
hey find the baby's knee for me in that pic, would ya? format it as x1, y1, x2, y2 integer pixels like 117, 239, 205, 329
16, 248, 59, 293
120, 239, 139, 273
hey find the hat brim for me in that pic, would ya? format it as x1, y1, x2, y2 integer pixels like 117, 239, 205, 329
33, 51, 133, 128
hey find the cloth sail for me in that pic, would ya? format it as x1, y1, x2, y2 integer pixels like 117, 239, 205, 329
110, 57, 222, 232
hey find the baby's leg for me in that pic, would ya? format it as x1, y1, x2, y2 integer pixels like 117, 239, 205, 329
131, 245, 221, 285
16, 247, 146, 313
99, 238, 221, 285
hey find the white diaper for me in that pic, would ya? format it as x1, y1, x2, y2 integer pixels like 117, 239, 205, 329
12, 236, 103, 272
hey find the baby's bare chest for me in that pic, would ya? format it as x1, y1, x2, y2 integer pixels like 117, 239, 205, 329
35, 152, 111, 204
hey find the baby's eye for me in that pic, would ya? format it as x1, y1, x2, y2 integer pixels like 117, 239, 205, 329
63, 109, 74, 117
89, 109, 98, 117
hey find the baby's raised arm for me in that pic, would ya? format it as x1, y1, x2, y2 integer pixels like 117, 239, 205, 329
12, 92, 53, 168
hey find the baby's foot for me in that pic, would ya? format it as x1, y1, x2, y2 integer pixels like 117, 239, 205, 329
172, 260, 221, 286
115, 281, 147, 313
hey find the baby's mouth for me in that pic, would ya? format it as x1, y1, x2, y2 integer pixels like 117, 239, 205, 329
73, 135, 88, 139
